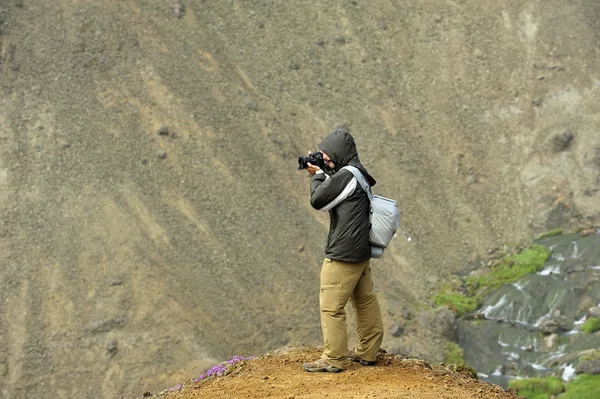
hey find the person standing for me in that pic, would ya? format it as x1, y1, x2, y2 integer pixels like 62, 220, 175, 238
302, 129, 384, 373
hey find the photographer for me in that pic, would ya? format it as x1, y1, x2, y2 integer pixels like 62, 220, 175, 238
301, 129, 384, 373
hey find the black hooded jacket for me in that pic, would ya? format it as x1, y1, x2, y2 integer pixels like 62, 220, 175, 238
310, 130, 376, 263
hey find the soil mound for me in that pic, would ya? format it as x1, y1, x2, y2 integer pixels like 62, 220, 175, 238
154, 346, 522, 399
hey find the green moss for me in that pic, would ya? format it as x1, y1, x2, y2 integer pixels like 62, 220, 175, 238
444, 342, 465, 365
579, 351, 600, 362
561, 374, 600, 399
434, 244, 550, 318
581, 317, 600, 333
432, 292, 479, 317
452, 364, 478, 379
466, 245, 550, 301
535, 228, 564, 240
509, 377, 564, 399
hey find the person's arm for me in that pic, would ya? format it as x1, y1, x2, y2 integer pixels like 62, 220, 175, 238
310, 169, 357, 212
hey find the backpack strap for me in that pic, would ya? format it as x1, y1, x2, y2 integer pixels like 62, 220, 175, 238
342, 165, 373, 201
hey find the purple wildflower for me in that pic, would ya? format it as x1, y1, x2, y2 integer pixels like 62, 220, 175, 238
192, 355, 255, 383
168, 384, 182, 391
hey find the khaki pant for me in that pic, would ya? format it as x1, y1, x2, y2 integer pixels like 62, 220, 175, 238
319, 258, 383, 369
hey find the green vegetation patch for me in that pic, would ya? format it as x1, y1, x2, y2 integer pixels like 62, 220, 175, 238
561, 374, 600, 399
509, 377, 564, 399
535, 228, 564, 240
432, 291, 478, 317
581, 317, 600, 333
579, 350, 600, 362
444, 342, 465, 365
452, 364, 478, 380
465, 244, 551, 300
432, 244, 551, 317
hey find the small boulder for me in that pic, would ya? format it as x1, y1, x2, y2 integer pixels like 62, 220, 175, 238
399, 307, 412, 320
106, 340, 118, 357
538, 319, 567, 335
390, 325, 405, 337
576, 358, 600, 375
587, 307, 600, 318
551, 131, 574, 152
420, 307, 458, 342
542, 333, 558, 351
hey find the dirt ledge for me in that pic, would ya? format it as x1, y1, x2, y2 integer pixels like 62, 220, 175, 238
151, 346, 523, 399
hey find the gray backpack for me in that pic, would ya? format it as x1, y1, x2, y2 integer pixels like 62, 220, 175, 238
343, 165, 402, 258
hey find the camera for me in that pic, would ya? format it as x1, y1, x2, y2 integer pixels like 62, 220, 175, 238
297, 151, 325, 170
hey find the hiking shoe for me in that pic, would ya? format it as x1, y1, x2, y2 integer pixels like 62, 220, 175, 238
302, 359, 343, 373
347, 349, 377, 366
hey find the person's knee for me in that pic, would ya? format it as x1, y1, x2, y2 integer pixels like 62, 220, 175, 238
353, 290, 377, 306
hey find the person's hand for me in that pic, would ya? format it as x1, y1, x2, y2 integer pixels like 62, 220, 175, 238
306, 163, 321, 176
305, 151, 321, 176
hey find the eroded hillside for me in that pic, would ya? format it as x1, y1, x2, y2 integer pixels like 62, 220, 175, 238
0, 1, 599, 398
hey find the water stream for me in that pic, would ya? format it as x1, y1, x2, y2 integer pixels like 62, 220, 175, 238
458, 231, 600, 388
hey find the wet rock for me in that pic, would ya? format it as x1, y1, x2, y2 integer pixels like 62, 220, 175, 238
157, 150, 167, 159
158, 126, 169, 136
390, 325, 405, 337
501, 362, 519, 375
545, 203, 579, 230
576, 358, 600, 375
580, 227, 597, 236
551, 131, 574, 152
588, 307, 600, 318
542, 333, 558, 351
538, 319, 567, 335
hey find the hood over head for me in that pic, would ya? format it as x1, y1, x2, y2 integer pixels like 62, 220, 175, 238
319, 129, 376, 186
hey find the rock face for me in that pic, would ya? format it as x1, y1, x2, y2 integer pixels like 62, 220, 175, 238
1, 1, 600, 399
588, 307, 600, 318
538, 319, 568, 335
576, 359, 600, 375
419, 307, 458, 343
